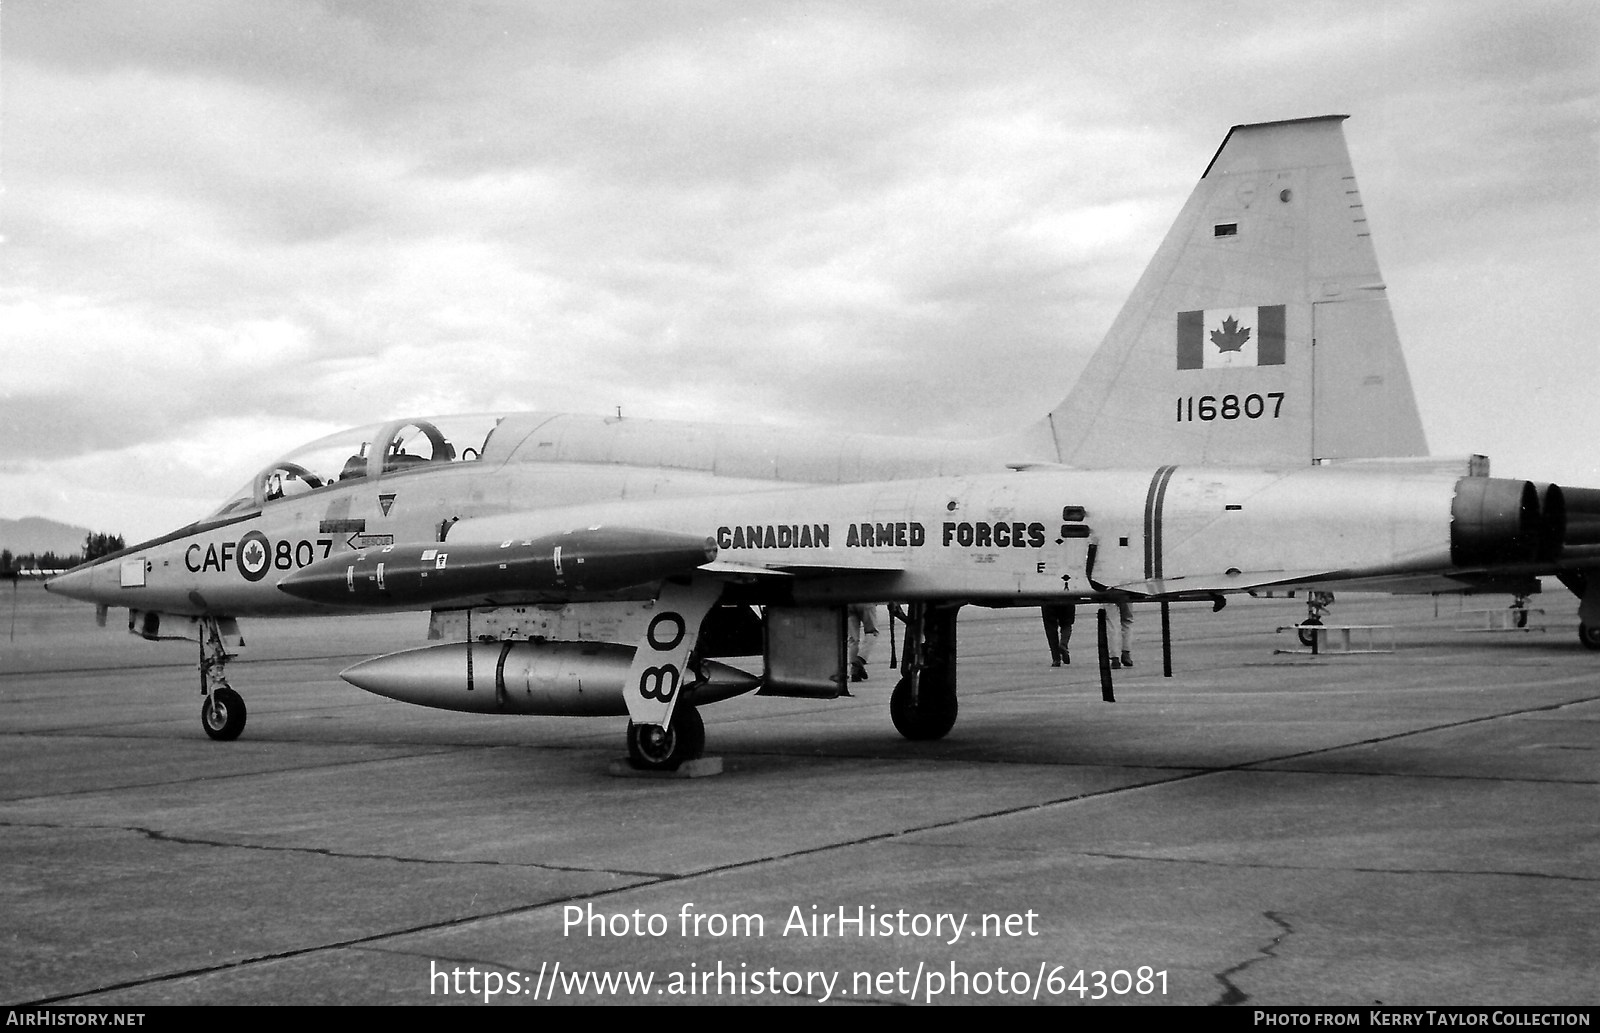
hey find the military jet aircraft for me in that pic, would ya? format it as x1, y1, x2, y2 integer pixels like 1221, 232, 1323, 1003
46, 116, 1600, 769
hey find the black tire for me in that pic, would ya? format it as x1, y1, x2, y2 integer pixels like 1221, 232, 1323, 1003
890, 676, 958, 741
201, 687, 247, 741
626, 706, 705, 771
1580, 623, 1600, 651
1297, 616, 1323, 648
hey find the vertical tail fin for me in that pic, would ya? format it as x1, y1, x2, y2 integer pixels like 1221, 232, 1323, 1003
1041, 116, 1428, 468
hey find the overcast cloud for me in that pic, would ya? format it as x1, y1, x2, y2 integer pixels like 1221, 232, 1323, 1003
2, 0, 1596, 541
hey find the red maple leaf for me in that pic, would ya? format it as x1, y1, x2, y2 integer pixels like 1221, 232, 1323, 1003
1210, 315, 1252, 353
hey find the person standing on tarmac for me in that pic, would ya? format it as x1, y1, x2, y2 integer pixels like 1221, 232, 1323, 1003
847, 603, 880, 682
1104, 599, 1134, 668
1041, 603, 1075, 667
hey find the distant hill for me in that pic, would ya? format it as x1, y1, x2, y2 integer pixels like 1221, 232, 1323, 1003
0, 517, 94, 557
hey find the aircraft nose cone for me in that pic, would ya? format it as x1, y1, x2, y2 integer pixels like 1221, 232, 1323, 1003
42, 566, 97, 603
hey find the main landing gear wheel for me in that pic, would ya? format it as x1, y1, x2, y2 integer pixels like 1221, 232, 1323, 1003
1297, 616, 1323, 648
890, 602, 961, 741
890, 676, 958, 741
201, 687, 247, 741
626, 705, 705, 771
1580, 623, 1600, 650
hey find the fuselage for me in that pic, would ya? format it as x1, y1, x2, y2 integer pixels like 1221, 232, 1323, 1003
45, 410, 1541, 619
45, 411, 1026, 615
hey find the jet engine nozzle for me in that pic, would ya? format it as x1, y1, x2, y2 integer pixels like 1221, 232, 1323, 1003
277, 526, 718, 608
1551, 484, 1600, 564
1450, 477, 1547, 568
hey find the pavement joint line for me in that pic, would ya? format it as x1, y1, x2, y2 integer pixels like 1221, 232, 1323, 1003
0, 819, 675, 878
1074, 851, 1598, 883
0, 746, 470, 804
1227, 692, 1600, 770
0, 653, 391, 678
15, 883, 665, 1008
1232, 766, 1597, 786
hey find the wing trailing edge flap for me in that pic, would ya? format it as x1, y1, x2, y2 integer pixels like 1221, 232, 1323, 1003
1117, 569, 1340, 598
1127, 565, 1542, 600
698, 558, 907, 582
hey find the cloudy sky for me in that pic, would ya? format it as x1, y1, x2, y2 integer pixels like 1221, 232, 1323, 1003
2, 1, 1596, 543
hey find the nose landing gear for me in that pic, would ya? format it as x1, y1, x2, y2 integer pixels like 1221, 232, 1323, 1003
198, 615, 247, 741
1296, 591, 1335, 648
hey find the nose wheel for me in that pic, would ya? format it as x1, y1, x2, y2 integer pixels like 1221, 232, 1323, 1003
197, 615, 247, 741
1296, 591, 1335, 647
201, 687, 247, 741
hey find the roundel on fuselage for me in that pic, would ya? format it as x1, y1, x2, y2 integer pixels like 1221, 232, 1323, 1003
237, 531, 273, 582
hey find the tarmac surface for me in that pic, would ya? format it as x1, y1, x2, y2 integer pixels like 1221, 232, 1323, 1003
2, 580, 1595, 1006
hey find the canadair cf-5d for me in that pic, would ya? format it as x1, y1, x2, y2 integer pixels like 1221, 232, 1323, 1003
47, 116, 1600, 770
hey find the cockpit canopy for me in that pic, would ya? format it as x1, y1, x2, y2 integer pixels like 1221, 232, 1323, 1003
207, 415, 506, 520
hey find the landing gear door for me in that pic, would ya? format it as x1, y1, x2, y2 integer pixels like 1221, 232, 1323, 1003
760, 605, 848, 699
622, 578, 723, 728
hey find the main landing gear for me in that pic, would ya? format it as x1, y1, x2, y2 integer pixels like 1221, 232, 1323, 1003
890, 603, 961, 741
1296, 590, 1335, 648
197, 615, 247, 741
626, 705, 705, 771
1558, 571, 1600, 650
